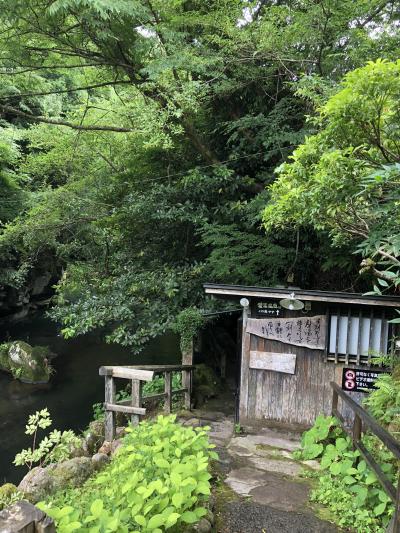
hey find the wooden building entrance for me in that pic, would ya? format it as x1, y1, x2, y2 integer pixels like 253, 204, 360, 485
204, 283, 400, 429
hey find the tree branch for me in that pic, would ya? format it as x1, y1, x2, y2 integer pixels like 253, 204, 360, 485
0, 80, 132, 100
0, 103, 133, 133
375, 248, 400, 266
356, 0, 393, 28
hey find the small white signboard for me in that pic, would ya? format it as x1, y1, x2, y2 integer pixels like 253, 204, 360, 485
249, 350, 296, 375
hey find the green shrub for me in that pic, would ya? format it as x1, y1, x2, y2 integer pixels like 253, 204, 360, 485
173, 308, 205, 353
293, 415, 341, 460
296, 415, 394, 532
363, 372, 400, 431
143, 373, 182, 396
38, 415, 217, 532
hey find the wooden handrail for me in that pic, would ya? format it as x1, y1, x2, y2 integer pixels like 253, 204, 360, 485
99, 366, 154, 381
100, 365, 194, 442
331, 382, 400, 460
330, 382, 400, 532
115, 364, 195, 372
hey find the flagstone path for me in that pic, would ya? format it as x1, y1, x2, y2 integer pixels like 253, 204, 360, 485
179, 410, 339, 533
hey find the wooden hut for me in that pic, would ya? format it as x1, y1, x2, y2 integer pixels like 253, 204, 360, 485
204, 283, 400, 430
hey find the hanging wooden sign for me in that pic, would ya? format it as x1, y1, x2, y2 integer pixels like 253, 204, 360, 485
246, 315, 326, 350
250, 350, 296, 374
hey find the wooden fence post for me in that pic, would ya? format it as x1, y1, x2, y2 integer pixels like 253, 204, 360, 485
164, 371, 172, 414
353, 413, 362, 444
332, 387, 338, 416
131, 379, 142, 426
393, 476, 400, 533
104, 373, 116, 442
239, 299, 251, 422
183, 369, 192, 410
182, 339, 193, 410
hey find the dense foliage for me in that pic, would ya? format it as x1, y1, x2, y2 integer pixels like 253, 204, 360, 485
264, 59, 400, 294
296, 368, 400, 531
38, 415, 216, 533
296, 415, 395, 532
0, 1, 399, 349
363, 363, 400, 434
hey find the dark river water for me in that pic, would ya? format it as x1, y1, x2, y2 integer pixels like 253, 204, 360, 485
0, 313, 180, 484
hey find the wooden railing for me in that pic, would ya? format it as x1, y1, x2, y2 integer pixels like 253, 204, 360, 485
99, 365, 194, 441
331, 382, 400, 533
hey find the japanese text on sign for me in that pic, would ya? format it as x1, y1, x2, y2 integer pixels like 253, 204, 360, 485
256, 302, 282, 317
342, 368, 385, 392
246, 315, 326, 350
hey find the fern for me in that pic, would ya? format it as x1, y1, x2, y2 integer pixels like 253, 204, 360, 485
364, 373, 400, 425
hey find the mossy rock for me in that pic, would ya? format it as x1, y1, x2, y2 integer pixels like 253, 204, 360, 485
83, 420, 105, 455
0, 483, 20, 511
0, 343, 11, 370
19, 458, 94, 503
0, 341, 53, 384
0, 484, 18, 499
49, 457, 94, 491
193, 364, 221, 407
194, 364, 221, 389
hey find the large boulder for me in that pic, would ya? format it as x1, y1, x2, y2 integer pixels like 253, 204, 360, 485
49, 457, 93, 492
0, 341, 52, 384
0, 500, 55, 533
18, 458, 94, 503
91, 453, 110, 471
18, 467, 55, 503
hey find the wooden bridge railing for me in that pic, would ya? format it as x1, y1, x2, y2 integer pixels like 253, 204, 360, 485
99, 365, 194, 441
331, 382, 400, 533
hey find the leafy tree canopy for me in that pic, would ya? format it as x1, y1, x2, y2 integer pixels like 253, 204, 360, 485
263, 59, 400, 294
0, 1, 399, 350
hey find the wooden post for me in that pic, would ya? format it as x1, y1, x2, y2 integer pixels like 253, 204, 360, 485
182, 338, 193, 410
332, 387, 338, 416
164, 371, 172, 414
238, 298, 251, 422
131, 379, 142, 426
183, 369, 192, 410
353, 413, 362, 446
220, 352, 227, 380
182, 338, 193, 366
393, 476, 400, 533
164, 372, 172, 415
104, 374, 116, 442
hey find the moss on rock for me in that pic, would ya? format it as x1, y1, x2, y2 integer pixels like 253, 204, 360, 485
0, 484, 18, 499
193, 364, 221, 407
49, 457, 94, 491
0, 341, 52, 384
0, 483, 21, 511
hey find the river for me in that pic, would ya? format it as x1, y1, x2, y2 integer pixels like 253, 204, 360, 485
0, 313, 180, 484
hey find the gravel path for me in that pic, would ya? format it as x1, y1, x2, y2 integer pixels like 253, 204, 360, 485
218, 501, 338, 533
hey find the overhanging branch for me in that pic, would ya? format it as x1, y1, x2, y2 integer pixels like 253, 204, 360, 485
0, 103, 133, 133
0, 80, 132, 99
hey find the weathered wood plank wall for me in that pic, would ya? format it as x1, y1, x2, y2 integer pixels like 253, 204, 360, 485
241, 334, 363, 428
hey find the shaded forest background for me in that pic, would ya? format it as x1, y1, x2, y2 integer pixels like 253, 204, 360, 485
0, 0, 399, 351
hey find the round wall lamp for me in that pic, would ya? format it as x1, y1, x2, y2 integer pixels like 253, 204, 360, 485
279, 292, 304, 311
240, 297, 250, 308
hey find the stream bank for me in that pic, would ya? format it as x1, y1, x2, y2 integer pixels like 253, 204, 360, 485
0, 313, 180, 484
